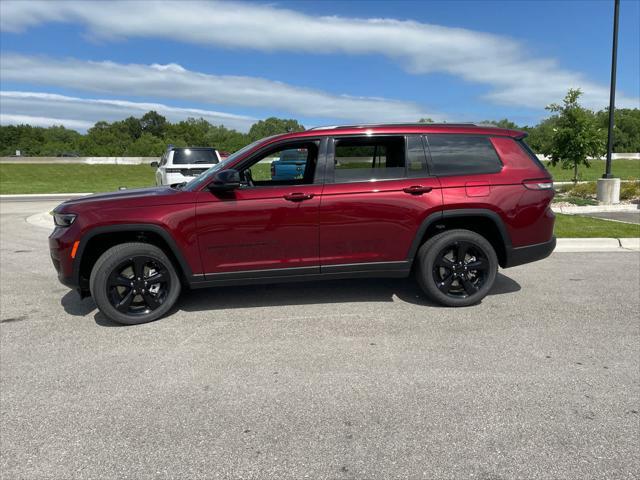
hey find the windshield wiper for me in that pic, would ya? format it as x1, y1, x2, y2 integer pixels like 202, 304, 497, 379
193, 160, 216, 164
170, 181, 187, 190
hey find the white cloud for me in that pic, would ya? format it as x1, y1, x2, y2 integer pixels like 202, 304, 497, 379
0, 54, 435, 122
0, 91, 257, 131
1, 0, 638, 110
0, 113, 93, 130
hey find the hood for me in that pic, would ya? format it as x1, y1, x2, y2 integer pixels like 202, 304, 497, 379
55, 186, 186, 211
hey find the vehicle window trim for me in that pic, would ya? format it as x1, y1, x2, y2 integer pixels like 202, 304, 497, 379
423, 134, 503, 178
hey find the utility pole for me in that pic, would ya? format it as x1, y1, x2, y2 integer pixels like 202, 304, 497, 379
597, 0, 621, 204
604, 0, 619, 179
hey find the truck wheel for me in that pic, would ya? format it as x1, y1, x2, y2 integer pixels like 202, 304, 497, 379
90, 242, 181, 325
415, 229, 498, 307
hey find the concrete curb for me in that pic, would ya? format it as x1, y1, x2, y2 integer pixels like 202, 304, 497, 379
555, 238, 640, 252
552, 204, 639, 214
26, 211, 54, 230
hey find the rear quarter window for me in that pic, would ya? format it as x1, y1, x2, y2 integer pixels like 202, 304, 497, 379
517, 139, 550, 174
425, 134, 502, 176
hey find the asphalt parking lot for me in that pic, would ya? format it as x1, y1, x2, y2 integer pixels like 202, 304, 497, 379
1, 200, 639, 479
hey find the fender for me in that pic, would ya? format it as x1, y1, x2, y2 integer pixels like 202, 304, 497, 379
72, 223, 198, 289
405, 208, 513, 262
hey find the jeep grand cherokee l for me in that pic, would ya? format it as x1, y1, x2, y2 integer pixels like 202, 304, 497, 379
50, 124, 556, 325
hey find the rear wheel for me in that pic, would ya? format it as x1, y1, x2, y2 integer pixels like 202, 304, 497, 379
90, 242, 181, 325
415, 229, 498, 307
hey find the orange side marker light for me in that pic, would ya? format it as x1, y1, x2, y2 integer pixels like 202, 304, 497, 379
70, 240, 80, 259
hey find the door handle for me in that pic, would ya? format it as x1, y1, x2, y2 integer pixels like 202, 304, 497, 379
403, 185, 433, 195
284, 192, 315, 202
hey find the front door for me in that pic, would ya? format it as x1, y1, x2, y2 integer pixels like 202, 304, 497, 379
319, 134, 443, 268
196, 139, 323, 277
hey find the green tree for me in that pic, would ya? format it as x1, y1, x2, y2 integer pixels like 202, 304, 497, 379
140, 111, 168, 138
481, 118, 519, 129
541, 89, 606, 183
247, 117, 304, 141
124, 132, 166, 156
595, 108, 640, 152
523, 116, 559, 153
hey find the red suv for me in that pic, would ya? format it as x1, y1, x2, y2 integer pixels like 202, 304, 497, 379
50, 124, 555, 324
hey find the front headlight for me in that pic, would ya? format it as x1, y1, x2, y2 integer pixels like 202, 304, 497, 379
53, 213, 77, 227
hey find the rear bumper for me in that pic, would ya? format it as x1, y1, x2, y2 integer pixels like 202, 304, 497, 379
503, 236, 556, 268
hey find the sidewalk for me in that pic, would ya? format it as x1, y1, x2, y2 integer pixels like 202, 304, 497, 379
551, 203, 639, 214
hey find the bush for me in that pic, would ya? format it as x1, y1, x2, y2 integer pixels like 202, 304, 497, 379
620, 180, 640, 201
566, 182, 597, 198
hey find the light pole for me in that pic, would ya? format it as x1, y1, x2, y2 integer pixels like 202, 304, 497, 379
597, 0, 621, 203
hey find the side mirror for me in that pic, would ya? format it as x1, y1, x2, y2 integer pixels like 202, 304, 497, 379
208, 169, 240, 191
150, 161, 159, 168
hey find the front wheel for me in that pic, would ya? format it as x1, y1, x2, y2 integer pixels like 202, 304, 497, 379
415, 229, 498, 307
90, 242, 181, 325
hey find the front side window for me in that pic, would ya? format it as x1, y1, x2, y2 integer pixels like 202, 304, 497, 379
241, 141, 319, 187
425, 134, 502, 176
333, 136, 406, 182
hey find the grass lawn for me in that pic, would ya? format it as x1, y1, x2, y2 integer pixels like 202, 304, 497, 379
544, 159, 640, 181
0, 164, 156, 194
554, 213, 640, 238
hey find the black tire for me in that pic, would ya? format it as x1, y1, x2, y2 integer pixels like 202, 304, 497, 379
415, 229, 498, 307
89, 242, 181, 325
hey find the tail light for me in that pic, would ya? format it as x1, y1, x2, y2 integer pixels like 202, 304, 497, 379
523, 179, 554, 190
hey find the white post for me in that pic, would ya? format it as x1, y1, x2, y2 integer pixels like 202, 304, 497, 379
596, 177, 621, 205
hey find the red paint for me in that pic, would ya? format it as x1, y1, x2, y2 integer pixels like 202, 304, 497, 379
50, 124, 555, 288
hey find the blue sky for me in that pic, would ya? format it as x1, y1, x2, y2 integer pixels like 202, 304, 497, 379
0, 0, 638, 132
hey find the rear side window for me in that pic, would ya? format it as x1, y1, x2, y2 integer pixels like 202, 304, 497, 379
425, 134, 501, 176
172, 148, 219, 165
334, 136, 405, 182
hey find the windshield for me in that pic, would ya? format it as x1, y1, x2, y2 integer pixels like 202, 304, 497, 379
172, 148, 218, 165
184, 137, 271, 191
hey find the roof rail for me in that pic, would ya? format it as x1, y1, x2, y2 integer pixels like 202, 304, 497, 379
307, 122, 479, 131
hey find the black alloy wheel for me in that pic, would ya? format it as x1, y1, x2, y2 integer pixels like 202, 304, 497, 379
90, 243, 181, 325
107, 256, 171, 316
432, 240, 490, 298
416, 229, 498, 307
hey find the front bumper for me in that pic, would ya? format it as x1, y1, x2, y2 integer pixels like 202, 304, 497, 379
503, 236, 556, 268
49, 226, 78, 288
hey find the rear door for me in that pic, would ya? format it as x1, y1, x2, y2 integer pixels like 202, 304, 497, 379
319, 135, 442, 269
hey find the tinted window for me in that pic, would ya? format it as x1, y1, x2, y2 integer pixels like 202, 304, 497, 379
172, 148, 219, 165
334, 136, 405, 182
406, 135, 428, 177
426, 135, 501, 176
